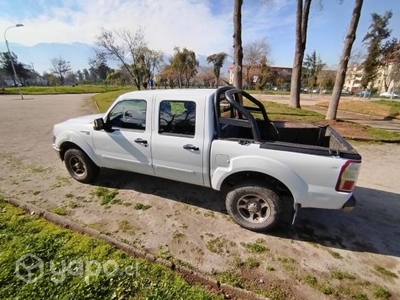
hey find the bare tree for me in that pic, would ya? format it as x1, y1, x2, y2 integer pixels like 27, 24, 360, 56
289, 0, 312, 108
50, 57, 71, 85
233, 0, 243, 90
159, 64, 178, 89
195, 66, 215, 88
95, 28, 163, 90
326, 0, 363, 120
243, 39, 270, 89
95, 29, 135, 81
207, 52, 228, 87
317, 69, 336, 91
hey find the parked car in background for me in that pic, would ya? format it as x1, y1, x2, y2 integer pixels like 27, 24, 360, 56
356, 90, 371, 98
341, 89, 353, 95
379, 91, 399, 98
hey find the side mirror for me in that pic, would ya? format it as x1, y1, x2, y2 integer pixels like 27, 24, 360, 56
93, 118, 105, 131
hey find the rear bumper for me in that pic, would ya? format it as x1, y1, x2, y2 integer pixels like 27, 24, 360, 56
342, 195, 356, 212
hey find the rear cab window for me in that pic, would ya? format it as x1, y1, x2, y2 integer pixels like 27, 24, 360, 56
158, 100, 196, 137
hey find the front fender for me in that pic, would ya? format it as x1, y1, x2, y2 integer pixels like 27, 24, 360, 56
211, 156, 309, 205
55, 131, 102, 166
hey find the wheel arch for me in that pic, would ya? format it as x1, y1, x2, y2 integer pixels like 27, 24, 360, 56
59, 141, 83, 161
220, 171, 295, 207
59, 140, 101, 167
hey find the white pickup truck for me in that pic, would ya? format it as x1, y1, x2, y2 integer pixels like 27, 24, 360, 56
53, 87, 362, 231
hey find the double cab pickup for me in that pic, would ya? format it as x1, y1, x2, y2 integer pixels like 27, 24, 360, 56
53, 87, 362, 231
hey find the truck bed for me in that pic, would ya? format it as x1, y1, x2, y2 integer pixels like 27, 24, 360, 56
260, 121, 361, 160
221, 120, 361, 159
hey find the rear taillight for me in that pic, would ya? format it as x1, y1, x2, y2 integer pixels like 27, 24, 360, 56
336, 160, 361, 192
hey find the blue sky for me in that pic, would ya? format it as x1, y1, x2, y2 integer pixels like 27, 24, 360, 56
0, 0, 399, 73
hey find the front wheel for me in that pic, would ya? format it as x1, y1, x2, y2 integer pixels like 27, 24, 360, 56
225, 181, 282, 232
64, 148, 99, 183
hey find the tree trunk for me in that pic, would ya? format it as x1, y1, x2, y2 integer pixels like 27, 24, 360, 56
233, 0, 243, 91
289, 0, 312, 108
326, 0, 363, 120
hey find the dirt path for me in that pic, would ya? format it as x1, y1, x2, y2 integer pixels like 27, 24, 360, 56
0, 94, 399, 299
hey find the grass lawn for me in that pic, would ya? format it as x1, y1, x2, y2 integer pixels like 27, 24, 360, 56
245, 89, 290, 95
93, 89, 134, 112
0, 196, 221, 299
0, 85, 134, 95
317, 100, 400, 120
262, 101, 324, 122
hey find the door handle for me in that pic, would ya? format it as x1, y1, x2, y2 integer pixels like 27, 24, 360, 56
183, 144, 199, 151
134, 138, 148, 146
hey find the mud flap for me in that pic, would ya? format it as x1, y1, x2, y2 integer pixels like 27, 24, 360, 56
292, 203, 301, 225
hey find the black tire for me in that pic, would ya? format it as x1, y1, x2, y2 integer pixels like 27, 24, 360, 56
64, 148, 99, 183
225, 181, 282, 232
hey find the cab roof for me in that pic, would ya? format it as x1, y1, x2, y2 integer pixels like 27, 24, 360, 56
118, 89, 218, 100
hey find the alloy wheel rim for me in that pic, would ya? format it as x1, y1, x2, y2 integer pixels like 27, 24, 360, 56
236, 194, 271, 223
69, 156, 86, 177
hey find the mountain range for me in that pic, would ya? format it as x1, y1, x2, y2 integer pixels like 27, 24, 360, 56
0, 42, 232, 75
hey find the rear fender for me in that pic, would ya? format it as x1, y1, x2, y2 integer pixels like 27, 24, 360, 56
212, 156, 309, 205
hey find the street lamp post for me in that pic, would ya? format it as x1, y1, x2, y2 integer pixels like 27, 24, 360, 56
4, 23, 24, 99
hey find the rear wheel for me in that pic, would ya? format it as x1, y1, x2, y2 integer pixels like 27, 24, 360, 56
64, 148, 99, 183
225, 181, 282, 232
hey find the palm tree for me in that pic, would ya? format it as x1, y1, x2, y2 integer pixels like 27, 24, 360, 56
207, 52, 228, 87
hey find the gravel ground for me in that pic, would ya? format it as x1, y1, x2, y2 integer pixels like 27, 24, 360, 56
0, 93, 399, 299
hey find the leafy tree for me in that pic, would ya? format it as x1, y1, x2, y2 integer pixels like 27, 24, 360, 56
233, 0, 243, 90
50, 57, 71, 85
88, 53, 112, 83
82, 68, 90, 83
289, 0, 312, 108
0, 52, 31, 85
88, 67, 99, 83
360, 11, 393, 89
76, 70, 84, 83
380, 38, 400, 93
303, 50, 326, 91
326, 0, 363, 120
106, 71, 122, 85
206, 52, 228, 87
65, 71, 77, 85
255, 56, 271, 90
170, 47, 199, 88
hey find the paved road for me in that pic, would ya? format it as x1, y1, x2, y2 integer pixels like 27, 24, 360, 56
0, 94, 96, 163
